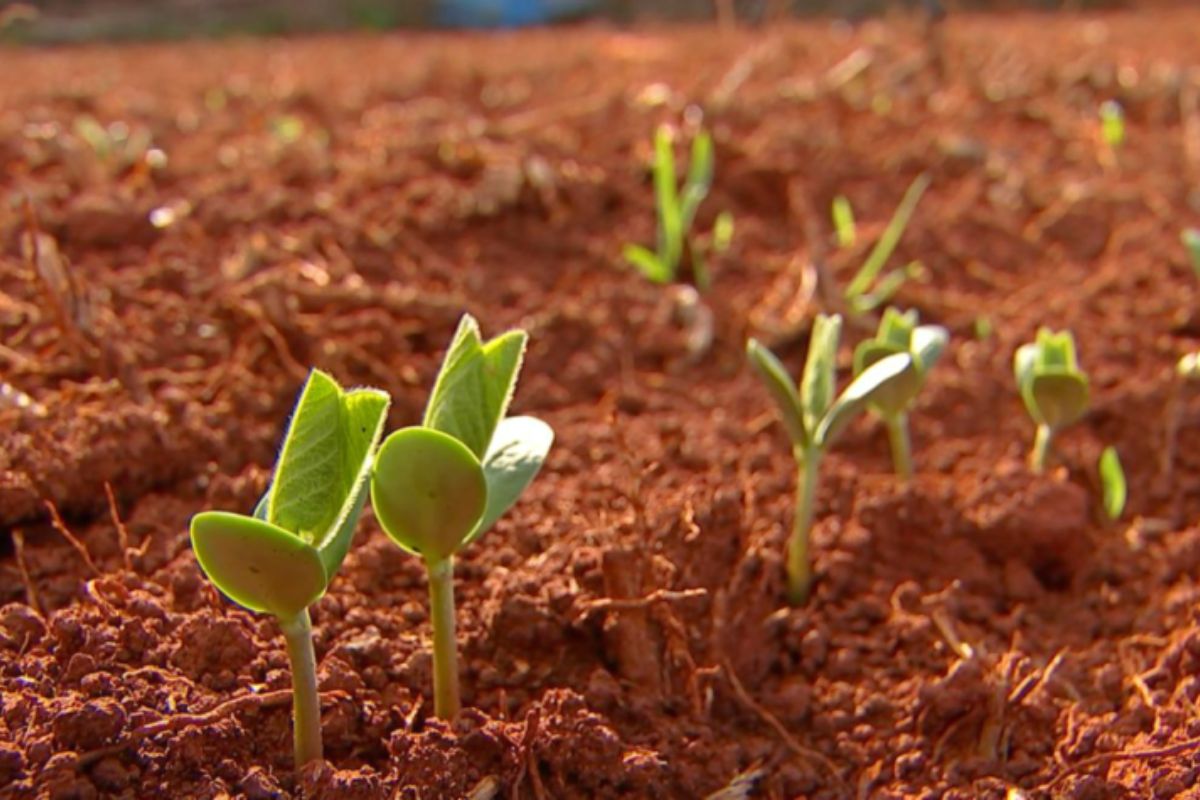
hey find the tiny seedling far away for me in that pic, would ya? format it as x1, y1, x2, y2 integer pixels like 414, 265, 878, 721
190, 370, 389, 770
853, 307, 948, 478
1014, 328, 1090, 474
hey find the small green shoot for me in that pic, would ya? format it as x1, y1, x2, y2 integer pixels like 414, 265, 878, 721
747, 314, 916, 605
852, 308, 949, 478
1014, 328, 1090, 473
1099, 100, 1126, 151
1183, 228, 1200, 278
1179, 352, 1200, 382
831, 195, 857, 249
370, 315, 553, 719
190, 371, 389, 769
1098, 446, 1126, 521
623, 124, 732, 291
841, 173, 931, 316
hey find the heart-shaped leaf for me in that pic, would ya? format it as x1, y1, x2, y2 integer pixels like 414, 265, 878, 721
191, 511, 327, 619
816, 352, 913, 447
370, 426, 488, 565
468, 415, 554, 544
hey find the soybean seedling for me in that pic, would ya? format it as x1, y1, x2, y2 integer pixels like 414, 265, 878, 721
1183, 228, 1200, 278
1098, 446, 1126, 521
1014, 328, 1090, 474
190, 371, 389, 769
1099, 100, 1126, 152
623, 124, 734, 292
370, 315, 553, 719
747, 313, 915, 605
852, 307, 949, 478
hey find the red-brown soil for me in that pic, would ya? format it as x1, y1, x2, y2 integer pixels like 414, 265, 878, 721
4, 10, 1200, 799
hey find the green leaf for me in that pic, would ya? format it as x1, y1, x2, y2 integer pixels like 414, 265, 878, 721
1099, 446, 1126, 521
746, 338, 808, 447
853, 340, 917, 418
800, 314, 841, 435
191, 511, 327, 619
423, 315, 528, 460
469, 416, 554, 543
1099, 100, 1125, 149
370, 427, 488, 565
267, 371, 344, 542
679, 128, 714, 231
1181, 228, 1200, 278
316, 387, 390, 578
876, 307, 918, 350
831, 195, 856, 249
845, 174, 930, 302
911, 325, 949, 370
653, 125, 683, 275
1014, 342, 1038, 395
624, 243, 671, 283
1029, 371, 1090, 430
712, 210, 735, 253
816, 352, 913, 448
1035, 328, 1079, 373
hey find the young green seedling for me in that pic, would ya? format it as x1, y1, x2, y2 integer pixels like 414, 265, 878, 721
841, 173, 930, 317
747, 314, 915, 605
1098, 446, 1126, 521
1014, 328, 1090, 474
370, 315, 553, 719
852, 307, 949, 478
1099, 100, 1126, 152
190, 370, 389, 769
623, 124, 733, 291
831, 194, 857, 249
1183, 228, 1200, 278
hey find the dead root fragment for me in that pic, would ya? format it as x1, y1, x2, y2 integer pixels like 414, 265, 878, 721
1045, 736, 1200, 791
44, 499, 102, 577
12, 529, 43, 616
722, 659, 846, 792
76, 688, 349, 769
578, 587, 707, 617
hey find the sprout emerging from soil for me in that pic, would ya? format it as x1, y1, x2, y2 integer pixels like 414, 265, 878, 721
370, 315, 552, 719
747, 314, 915, 605
841, 173, 930, 317
1099, 100, 1126, 151
190, 370, 390, 769
852, 307, 949, 478
831, 194, 857, 249
1183, 228, 1200, 278
1014, 328, 1090, 474
622, 124, 733, 291
1098, 445, 1126, 521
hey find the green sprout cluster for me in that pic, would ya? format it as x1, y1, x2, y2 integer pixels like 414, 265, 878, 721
190, 315, 551, 769
747, 313, 920, 604
837, 173, 930, 317
623, 124, 733, 291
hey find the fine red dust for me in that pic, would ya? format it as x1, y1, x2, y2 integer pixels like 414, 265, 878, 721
3, 9, 1200, 799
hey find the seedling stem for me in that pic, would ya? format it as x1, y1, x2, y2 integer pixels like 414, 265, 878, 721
280, 609, 322, 767
428, 557, 461, 719
790, 450, 821, 605
886, 412, 914, 479
1031, 423, 1052, 474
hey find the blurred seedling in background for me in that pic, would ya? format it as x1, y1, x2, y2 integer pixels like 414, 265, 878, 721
1183, 228, 1200, 278
852, 307, 949, 478
747, 313, 915, 605
1098, 100, 1125, 170
370, 315, 552, 719
190, 371, 389, 769
836, 173, 930, 319
1098, 446, 1126, 522
1014, 328, 1090, 474
624, 124, 734, 359
72, 115, 164, 178
1162, 352, 1200, 483
623, 123, 733, 291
